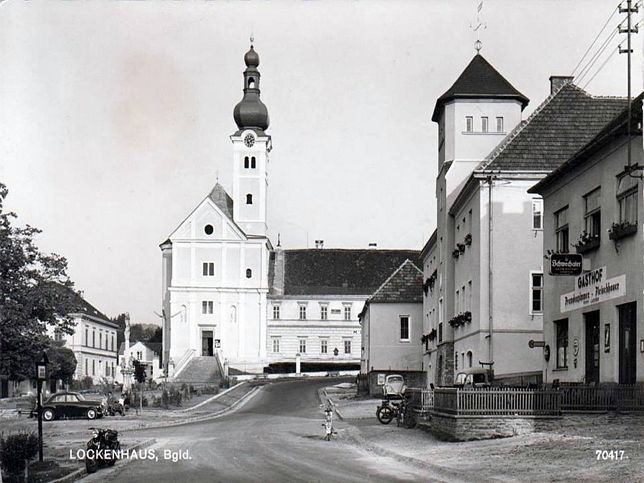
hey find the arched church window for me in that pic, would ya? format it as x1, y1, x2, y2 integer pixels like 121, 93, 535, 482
251, 157, 256, 169
246, 194, 253, 204
467, 351, 473, 368
248, 77, 255, 88
244, 156, 249, 169
246, 268, 252, 279
204, 224, 214, 235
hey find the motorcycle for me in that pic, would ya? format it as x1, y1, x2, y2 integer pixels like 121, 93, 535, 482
85, 427, 121, 473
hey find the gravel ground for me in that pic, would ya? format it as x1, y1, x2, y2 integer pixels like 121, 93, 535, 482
326, 384, 644, 482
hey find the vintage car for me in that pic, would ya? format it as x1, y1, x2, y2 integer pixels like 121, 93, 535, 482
453, 367, 495, 388
382, 374, 406, 399
40, 392, 104, 421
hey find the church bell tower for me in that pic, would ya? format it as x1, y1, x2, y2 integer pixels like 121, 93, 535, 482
231, 40, 272, 237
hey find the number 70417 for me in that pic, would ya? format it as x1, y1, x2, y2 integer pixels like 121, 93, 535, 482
596, 450, 626, 460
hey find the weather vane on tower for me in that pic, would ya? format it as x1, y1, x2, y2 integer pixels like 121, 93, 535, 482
469, 1, 487, 53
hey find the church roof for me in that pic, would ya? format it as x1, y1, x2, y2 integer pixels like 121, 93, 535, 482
270, 248, 422, 296
367, 259, 423, 304
480, 84, 626, 172
208, 183, 234, 220
432, 54, 529, 122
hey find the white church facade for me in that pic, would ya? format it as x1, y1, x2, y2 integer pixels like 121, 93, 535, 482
161, 44, 420, 380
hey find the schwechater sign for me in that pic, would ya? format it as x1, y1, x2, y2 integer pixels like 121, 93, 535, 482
550, 253, 583, 275
560, 266, 626, 313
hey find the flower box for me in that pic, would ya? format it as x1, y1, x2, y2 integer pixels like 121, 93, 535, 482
608, 221, 637, 241
457, 243, 466, 254
452, 249, 460, 259
574, 232, 600, 254
464, 233, 472, 246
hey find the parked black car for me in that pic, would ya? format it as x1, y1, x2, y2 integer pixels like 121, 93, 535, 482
40, 392, 104, 421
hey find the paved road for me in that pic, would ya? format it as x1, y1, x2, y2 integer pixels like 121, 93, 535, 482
87, 378, 432, 482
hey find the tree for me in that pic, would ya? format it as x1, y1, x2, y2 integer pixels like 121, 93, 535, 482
47, 341, 77, 386
0, 183, 77, 381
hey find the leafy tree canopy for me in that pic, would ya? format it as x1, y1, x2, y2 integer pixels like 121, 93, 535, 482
0, 183, 77, 380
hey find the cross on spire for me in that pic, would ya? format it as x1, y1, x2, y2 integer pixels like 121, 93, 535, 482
469, 1, 487, 53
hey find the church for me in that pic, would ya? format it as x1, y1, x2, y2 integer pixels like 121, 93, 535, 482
160, 43, 419, 380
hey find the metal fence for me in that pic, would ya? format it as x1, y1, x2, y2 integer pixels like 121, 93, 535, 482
560, 385, 644, 412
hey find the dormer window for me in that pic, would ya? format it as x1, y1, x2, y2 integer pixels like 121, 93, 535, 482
246, 194, 253, 204
465, 116, 473, 132
244, 156, 249, 169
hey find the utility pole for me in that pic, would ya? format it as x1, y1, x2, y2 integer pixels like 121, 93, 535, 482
619, 0, 639, 173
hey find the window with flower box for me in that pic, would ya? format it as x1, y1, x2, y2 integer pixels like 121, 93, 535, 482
584, 187, 601, 239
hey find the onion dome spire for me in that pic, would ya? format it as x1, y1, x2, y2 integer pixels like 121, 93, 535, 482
233, 38, 269, 133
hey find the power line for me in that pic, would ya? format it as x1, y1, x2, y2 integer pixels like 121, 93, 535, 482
581, 45, 620, 89
576, 26, 620, 83
571, 3, 620, 76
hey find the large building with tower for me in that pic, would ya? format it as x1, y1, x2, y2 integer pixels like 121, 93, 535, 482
421, 53, 626, 387
161, 44, 420, 380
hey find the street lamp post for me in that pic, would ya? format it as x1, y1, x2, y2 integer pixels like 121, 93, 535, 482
36, 352, 48, 462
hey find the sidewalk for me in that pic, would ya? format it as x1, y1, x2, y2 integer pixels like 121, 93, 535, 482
323, 383, 644, 482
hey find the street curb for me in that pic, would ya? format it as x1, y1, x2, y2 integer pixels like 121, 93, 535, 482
178, 381, 247, 413
318, 388, 345, 421
48, 438, 157, 483
119, 385, 261, 432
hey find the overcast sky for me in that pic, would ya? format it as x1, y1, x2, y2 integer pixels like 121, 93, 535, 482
1, 0, 639, 326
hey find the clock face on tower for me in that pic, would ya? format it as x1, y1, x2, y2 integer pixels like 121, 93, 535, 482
244, 134, 255, 148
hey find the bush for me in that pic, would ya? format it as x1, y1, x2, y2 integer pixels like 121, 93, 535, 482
201, 385, 219, 395
0, 432, 39, 477
69, 376, 94, 391
129, 392, 148, 407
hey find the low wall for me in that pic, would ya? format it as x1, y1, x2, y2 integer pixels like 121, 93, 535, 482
425, 411, 561, 441
367, 370, 425, 397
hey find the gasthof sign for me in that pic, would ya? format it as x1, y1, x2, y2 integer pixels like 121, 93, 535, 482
560, 267, 626, 312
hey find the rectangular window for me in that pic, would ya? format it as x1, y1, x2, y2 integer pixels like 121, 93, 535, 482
555, 319, 568, 369
465, 116, 473, 132
111, 334, 115, 352
320, 305, 328, 320
299, 305, 307, 320
92, 330, 96, 348
455, 290, 460, 313
271, 337, 280, 353
344, 305, 351, 321
532, 198, 543, 230
320, 339, 328, 354
617, 172, 638, 224
344, 340, 351, 354
92, 360, 95, 376
299, 338, 306, 354
530, 272, 543, 313
438, 323, 443, 343
555, 207, 569, 252
85, 327, 88, 346
467, 280, 472, 312
202, 301, 214, 314
272, 305, 280, 320
584, 188, 601, 238
400, 316, 410, 341
105, 363, 109, 377
85, 359, 88, 376
99, 332, 102, 349
481, 116, 489, 133
203, 262, 215, 276
496, 116, 504, 132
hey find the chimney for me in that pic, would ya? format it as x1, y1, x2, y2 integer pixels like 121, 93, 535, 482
549, 76, 574, 95
368, 243, 378, 249
315, 240, 324, 249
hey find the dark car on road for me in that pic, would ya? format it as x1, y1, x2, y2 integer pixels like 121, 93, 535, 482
40, 392, 104, 421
